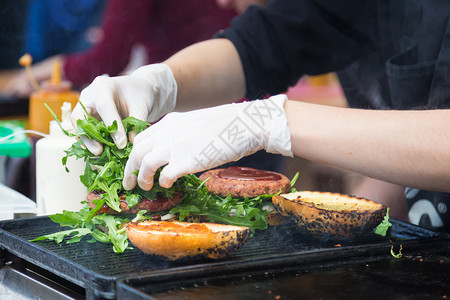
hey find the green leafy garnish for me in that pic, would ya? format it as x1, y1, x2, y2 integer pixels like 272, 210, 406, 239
390, 244, 403, 258
59, 105, 160, 213
289, 172, 299, 192
374, 207, 392, 237
31, 202, 131, 252
169, 174, 277, 230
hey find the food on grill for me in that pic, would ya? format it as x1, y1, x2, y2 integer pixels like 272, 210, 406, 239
126, 221, 250, 260
199, 166, 291, 198
272, 191, 387, 239
199, 166, 291, 226
37, 107, 298, 253
86, 191, 184, 214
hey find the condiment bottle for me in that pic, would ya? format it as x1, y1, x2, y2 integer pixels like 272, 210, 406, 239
35, 102, 87, 215
26, 56, 79, 134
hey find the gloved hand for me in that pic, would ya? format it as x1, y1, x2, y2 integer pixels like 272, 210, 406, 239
71, 63, 177, 155
123, 94, 293, 191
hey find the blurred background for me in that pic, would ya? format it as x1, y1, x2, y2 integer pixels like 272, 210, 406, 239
0, 0, 373, 218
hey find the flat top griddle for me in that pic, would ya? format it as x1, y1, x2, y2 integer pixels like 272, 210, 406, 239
0, 216, 447, 299
117, 250, 450, 300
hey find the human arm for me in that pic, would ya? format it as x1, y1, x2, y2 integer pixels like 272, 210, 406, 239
1, 55, 63, 97
218, 0, 376, 99
165, 38, 246, 110
123, 97, 450, 194
285, 100, 450, 193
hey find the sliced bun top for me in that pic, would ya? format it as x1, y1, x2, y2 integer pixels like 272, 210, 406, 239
279, 191, 384, 212
272, 191, 387, 239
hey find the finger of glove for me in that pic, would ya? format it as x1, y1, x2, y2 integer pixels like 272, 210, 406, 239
122, 163, 138, 191
71, 101, 104, 155
132, 124, 155, 144
158, 162, 189, 189
80, 135, 103, 156
125, 99, 153, 143
127, 101, 151, 123
137, 148, 170, 191
94, 87, 128, 149
128, 130, 137, 143
71, 101, 95, 128
123, 136, 158, 190
123, 149, 142, 190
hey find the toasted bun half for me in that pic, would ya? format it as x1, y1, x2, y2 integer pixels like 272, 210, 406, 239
272, 191, 387, 239
126, 221, 250, 260
265, 211, 287, 226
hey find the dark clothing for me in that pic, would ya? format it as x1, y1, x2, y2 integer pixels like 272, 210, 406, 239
219, 0, 450, 109
218, 0, 376, 99
0, 0, 29, 69
218, 0, 450, 231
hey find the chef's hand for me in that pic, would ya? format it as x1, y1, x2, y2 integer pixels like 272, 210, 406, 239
71, 63, 177, 155
123, 94, 293, 190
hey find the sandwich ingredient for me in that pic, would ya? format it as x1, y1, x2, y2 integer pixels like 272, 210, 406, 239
272, 191, 387, 239
199, 167, 291, 198
126, 221, 250, 260
31, 105, 298, 253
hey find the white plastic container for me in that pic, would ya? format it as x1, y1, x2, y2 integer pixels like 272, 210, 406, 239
35, 103, 87, 215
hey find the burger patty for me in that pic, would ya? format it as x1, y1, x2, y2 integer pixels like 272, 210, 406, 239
86, 191, 184, 214
199, 167, 291, 198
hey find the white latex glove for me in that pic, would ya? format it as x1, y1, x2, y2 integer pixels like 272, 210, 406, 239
123, 94, 293, 191
71, 63, 177, 155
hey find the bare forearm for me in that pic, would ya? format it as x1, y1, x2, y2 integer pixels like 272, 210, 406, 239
285, 100, 450, 192
164, 39, 246, 110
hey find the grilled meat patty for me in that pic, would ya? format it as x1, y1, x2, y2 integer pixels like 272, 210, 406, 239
199, 167, 291, 198
86, 191, 184, 214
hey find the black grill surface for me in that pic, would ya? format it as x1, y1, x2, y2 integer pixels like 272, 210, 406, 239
0, 216, 447, 299
117, 245, 450, 300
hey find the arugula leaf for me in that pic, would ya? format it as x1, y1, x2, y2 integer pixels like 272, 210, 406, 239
374, 207, 392, 237
123, 116, 149, 133
390, 244, 403, 258
131, 210, 149, 222
79, 163, 96, 188
31, 228, 92, 244
290, 172, 299, 188
34, 202, 131, 253
76, 119, 115, 146
126, 193, 141, 208
93, 214, 131, 253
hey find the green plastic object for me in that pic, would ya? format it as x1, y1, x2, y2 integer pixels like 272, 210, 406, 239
0, 120, 31, 157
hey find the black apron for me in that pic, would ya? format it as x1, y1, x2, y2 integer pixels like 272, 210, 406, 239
337, 0, 450, 232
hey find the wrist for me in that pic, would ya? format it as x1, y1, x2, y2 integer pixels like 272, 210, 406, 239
264, 95, 293, 157
237, 95, 293, 157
